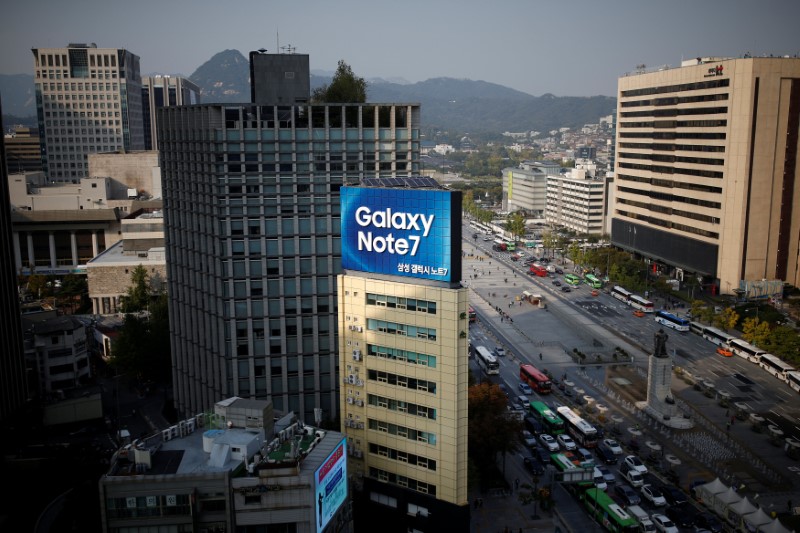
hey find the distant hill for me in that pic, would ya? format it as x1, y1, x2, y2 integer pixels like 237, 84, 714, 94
2, 49, 616, 135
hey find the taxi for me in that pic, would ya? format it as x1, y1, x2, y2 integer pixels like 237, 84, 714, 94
633, 310, 645, 317
716, 346, 733, 357
591, 289, 600, 297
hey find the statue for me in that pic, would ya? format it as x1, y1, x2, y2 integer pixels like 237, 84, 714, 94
654, 328, 669, 358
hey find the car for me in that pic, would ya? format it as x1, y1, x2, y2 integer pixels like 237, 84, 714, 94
539, 257, 550, 263
576, 447, 594, 467
523, 456, 545, 476
596, 465, 616, 484
633, 309, 645, 317
517, 395, 530, 406
619, 463, 644, 487
531, 444, 551, 463
591, 289, 600, 296
624, 455, 648, 474
716, 346, 733, 357
651, 513, 679, 533
561, 286, 571, 292
595, 444, 618, 464
693, 511, 724, 532
494, 346, 506, 357
555, 268, 564, 274
517, 251, 527, 257
521, 430, 538, 448
593, 468, 608, 490
641, 484, 666, 506
539, 433, 559, 452
518, 382, 533, 395
557, 433, 577, 450
659, 485, 688, 506
603, 439, 624, 455
614, 484, 641, 506
552, 279, 562, 286
665, 504, 696, 528
483, 236, 492, 241
524, 416, 544, 435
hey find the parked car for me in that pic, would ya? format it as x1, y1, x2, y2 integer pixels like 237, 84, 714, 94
614, 484, 641, 506
641, 484, 666, 506
523, 456, 545, 476
539, 434, 559, 452
624, 455, 648, 474
521, 430, 537, 448
518, 382, 533, 395
651, 513, 679, 533
595, 444, 618, 464
665, 504, 696, 528
603, 439, 623, 454
557, 433, 577, 451
693, 511, 724, 533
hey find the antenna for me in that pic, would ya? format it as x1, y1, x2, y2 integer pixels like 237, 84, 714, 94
280, 44, 295, 54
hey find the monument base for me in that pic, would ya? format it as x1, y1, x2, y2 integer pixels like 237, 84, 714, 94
635, 401, 694, 429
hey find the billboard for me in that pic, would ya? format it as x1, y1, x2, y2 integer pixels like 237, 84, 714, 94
315, 438, 347, 533
341, 186, 461, 283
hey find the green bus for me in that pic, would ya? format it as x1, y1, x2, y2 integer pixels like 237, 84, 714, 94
529, 401, 565, 435
564, 273, 581, 286
584, 274, 603, 289
505, 241, 516, 252
582, 488, 639, 532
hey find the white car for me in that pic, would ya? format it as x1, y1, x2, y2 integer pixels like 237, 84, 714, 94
651, 514, 679, 533
557, 433, 577, 451
521, 430, 537, 447
539, 433, 559, 452
603, 438, 623, 455
518, 382, 533, 395
641, 484, 667, 506
624, 454, 648, 474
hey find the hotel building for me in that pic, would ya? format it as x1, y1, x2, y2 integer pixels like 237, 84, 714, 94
31, 43, 144, 182
612, 56, 800, 294
337, 183, 469, 532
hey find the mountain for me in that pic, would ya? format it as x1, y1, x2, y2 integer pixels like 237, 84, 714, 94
1, 49, 616, 135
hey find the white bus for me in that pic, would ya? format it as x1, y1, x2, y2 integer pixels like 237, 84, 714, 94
700, 325, 734, 347
727, 338, 766, 363
475, 345, 500, 375
556, 406, 599, 448
689, 321, 705, 335
629, 294, 654, 313
611, 286, 633, 304
787, 371, 800, 393
654, 310, 690, 332
759, 353, 795, 382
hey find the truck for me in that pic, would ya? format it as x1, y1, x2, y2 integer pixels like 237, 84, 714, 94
626, 505, 656, 533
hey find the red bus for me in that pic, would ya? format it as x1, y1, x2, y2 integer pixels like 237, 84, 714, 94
468, 306, 477, 323
529, 264, 547, 277
520, 364, 552, 394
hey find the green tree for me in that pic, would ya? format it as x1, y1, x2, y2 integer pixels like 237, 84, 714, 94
120, 265, 150, 313
715, 308, 739, 331
741, 317, 771, 347
311, 60, 367, 103
505, 212, 526, 243
763, 325, 800, 364
468, 383, 521, 474
111, 292, 172, 383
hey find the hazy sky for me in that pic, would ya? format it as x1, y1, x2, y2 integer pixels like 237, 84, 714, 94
2, 0, 799, 97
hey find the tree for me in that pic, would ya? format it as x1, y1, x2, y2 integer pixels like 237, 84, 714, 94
505, 212, 527, 243
311, 60, 367, 103
111, 292, 172, 383
763, 325, 800, 365
468, 383, 521, 473
741, 317, 771, 347
714, 308, 739, 331
120, 265, 150, 313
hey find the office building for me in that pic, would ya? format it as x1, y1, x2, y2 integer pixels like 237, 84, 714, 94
249, 50, 310, 105
502, 161, 560, 215
3, 126, 43, 173
337, 182, 470, 532
0, 100, 30, 421
545, 161, 609, 235
31, 43, 144, 182
141, 76, 200, 150
613, 56, 800, 295
159, 51, 421, 423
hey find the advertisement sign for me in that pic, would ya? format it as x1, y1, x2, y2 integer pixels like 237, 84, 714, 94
341, 186, 461, 283
315, 438, 347, 533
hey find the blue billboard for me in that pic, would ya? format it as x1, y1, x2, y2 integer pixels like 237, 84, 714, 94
341, 186, 461, 283
315, 438, 347, 533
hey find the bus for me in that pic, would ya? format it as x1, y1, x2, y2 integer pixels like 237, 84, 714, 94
759, 353, 795, 382
698, 325, 734, 347
530, 264, 548, 277
470, 220, 493, 234
584, 274, 603, 289
611, 285, 633, 304
529, 401, 565, 435
653, 310, 690, 332
492, 239, 507, 251
628, 294, 654, 313
468, 306, 477, 323
582, 488, 640, 532
787, 371, 800, 393
556, 406, 599, 448
727, 338, 766, 363
474, 346, 500, 375
520, 364, 552, 394
505, 241, 517, 252
564, 273, 582, 286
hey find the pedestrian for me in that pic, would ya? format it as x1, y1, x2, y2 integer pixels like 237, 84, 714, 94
539, 353, 543, 361
515, 478, 520, 489
726, 421, 731, 431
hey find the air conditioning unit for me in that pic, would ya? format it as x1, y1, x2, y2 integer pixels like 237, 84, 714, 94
195, 414, 205, 427
356, 379, 364, 386
353, 349, 362, 361
162, 429, 172, 441
356, 399, 364, 407
347, 397, 354, 404
357, 326, 363, 332
348, 375, 356, 385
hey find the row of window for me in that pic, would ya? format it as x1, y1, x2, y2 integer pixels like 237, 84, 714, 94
620, 78, 730, 98
620, 106, 728, 118
369, 443, 436, 471
367, 369, 436, 394
619, 131, 727, 140
368, 418, 436, 445
370, 467, 436, 496
366, 293, 437, 314
620, 119, 727, 129
367, 344, 437, 368
618, 161, 723, 179
618, 151, 724, 166
617, 173, 722, 195
37, 69, 120, 80
618, 185, 721, 209
621, 92, 729, 108
366, 319, 436, 341
104, 495, 191, 520
368, 394, 436, 420
617, 198, 720, 224
618, 142, 725, 153
616, 209, 719, 239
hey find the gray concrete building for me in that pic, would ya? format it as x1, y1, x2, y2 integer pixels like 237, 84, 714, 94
502, 161, 561, 215
141, 76, 200, 150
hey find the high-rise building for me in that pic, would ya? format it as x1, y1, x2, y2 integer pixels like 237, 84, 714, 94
31, 43, 144, 182
159, 52, 421, 423
141, 75, 200, 150
3, 126, 43, 173
502, 160, 560, 215
337, 182, 469, 532
545, 165, 608, 235
0, 98, 29, 421
612, 56, 800, 294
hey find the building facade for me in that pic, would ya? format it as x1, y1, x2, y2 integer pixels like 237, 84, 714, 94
159, 60, 422, 423
3, 126, 43, 173
32, 43, 144, 182
141, 76, 200, 150
502, 161, 560, 215
545, 164, 609, 235
23, 315, 90, 394
612, 56, 800, 294
336, 184, 470, 532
